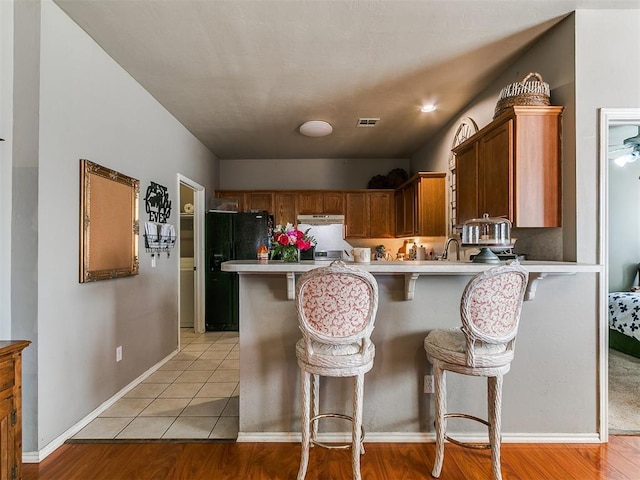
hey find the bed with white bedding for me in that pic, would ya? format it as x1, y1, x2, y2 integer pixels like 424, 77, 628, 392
609, 291, 640, 358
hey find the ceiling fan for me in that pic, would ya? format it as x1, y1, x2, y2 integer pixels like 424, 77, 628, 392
609, 128, 640, 166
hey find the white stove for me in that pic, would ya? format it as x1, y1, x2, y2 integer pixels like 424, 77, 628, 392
312, 249, 345, 262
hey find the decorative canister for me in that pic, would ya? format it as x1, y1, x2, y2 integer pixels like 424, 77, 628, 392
462, 213, 513, 263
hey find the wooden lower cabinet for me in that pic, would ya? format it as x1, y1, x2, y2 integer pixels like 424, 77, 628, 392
0, 341, 30, 480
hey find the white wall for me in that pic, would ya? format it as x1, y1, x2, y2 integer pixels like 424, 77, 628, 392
14, 0, 218, 453
219, 157, 411, 190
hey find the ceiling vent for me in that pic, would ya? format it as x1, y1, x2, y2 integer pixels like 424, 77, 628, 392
356, 118, 380, 127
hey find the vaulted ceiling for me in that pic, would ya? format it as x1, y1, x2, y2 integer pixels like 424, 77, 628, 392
53, 0, 639, 160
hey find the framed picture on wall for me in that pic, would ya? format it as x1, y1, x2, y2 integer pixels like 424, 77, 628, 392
79, 159, 140, 282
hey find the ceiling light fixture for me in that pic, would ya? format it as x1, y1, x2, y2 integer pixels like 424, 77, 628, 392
299, 120, 333, 137
420, 104, 436, 113
610, 129, 640, 166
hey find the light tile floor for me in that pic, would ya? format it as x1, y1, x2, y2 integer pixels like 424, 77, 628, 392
72, 329, 239, 440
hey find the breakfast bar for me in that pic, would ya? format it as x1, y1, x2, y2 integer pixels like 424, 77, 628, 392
222, 260, 602, 443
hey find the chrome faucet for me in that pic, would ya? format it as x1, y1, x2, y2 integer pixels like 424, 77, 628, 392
442, 235, 460, 261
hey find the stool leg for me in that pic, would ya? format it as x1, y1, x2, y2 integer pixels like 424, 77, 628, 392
298, 368, 311, 480
352, 373, 365, 480
432, 363, 446, 478
311, 374, 319, 443
488, 374, 503, 480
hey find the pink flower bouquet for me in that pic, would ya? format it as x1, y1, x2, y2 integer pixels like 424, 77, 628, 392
270, 223, 315, 262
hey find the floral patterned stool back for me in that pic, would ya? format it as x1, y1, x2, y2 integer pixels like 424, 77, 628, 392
295, 261, 378, 480
424, 262, 528, 480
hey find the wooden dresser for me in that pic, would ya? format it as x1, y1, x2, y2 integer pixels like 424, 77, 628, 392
0, 341, 30, 480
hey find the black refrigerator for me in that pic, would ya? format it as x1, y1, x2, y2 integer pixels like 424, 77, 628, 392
205, 211, 271, 331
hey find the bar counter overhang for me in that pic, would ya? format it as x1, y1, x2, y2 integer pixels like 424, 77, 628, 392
222, 260, 604, 444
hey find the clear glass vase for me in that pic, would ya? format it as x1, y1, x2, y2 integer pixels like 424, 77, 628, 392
281, 247, 300, 263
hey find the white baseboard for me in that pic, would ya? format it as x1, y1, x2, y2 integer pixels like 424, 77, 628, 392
23, 349, 179, 463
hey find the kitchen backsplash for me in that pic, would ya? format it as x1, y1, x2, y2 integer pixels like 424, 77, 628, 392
348, 227, 563, 262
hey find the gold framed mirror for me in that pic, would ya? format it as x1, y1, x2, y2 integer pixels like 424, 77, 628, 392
80, 159, 139, 282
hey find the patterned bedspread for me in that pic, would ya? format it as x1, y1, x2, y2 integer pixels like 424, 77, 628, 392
609, 292, 640, 342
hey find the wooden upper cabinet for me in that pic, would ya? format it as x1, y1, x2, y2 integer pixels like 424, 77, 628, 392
215, 191, 273, 213
394, 183, 416, 237
415, 174, 446, 236
322, 192, 344, 214
246, 193, 274, 213
394, 173, 446, 237
369, 192, 394, 238
216, 183, 439, 240
394, 190, 404, 235
215, 191, 246, 212
274, 193, 297, 227
345, 191, 394, 238
297, 192, 344, 214
345, 192, 369, 238
454, 144, 479, 228
479, 120, 512, 220
297, 192, 323, 214
453, 106, 563, 227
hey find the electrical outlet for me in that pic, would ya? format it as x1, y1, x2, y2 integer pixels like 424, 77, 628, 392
116, 346, 123, 362
424, 374, 434, 394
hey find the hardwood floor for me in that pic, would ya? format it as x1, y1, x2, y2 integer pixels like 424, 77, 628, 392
23, 436, 640, 479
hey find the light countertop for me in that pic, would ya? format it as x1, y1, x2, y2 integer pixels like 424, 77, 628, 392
221, 260, 601, 301
221, 259, 601, 274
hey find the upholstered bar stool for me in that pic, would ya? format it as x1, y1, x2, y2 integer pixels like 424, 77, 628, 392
424, 262, 528, 480
295, 261, 378, 480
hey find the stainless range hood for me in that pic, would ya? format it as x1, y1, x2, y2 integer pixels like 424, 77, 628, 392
296, 214, 344, 225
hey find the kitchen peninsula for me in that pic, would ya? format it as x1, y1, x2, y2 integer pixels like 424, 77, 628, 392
223, 259, 603, 443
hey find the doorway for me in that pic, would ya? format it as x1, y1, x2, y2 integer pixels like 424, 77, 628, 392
179, 184, 195, 329
177, 174, 206, 339
600, 108, 640, 438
